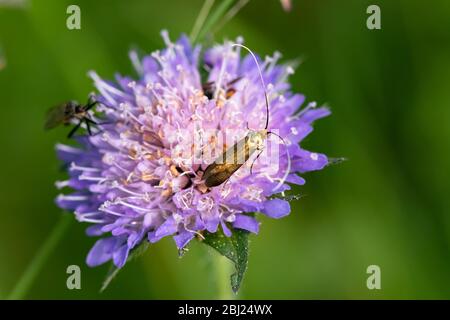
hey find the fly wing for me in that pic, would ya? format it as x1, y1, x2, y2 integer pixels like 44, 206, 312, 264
44, 104, 68, 130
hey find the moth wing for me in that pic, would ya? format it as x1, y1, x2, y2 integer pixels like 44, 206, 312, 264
203, 134, 255, 188
203, 163, 243, 187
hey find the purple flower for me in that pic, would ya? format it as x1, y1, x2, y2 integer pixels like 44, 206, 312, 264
55, 31, 330, 268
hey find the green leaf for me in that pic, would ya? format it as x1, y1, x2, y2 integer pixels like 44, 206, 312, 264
100, 241, 149, 292
202, 226, 250, 294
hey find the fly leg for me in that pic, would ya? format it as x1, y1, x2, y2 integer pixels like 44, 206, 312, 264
84, 118, 97, 136
85, 100, 98, 111
67, 120, 83, 138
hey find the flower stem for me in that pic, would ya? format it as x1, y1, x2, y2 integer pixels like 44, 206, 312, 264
212, 0, 250, 34
7, 214, 72, 300
190, 0, 216, 43
196, 0, 235, 43
213, 253, 234, 300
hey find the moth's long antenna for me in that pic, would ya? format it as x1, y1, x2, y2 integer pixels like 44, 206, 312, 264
268, 131, 291, 191
184, 225, 205, 240
232, 43, 270, 129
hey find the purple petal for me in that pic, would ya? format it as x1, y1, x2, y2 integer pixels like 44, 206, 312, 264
154, 217, 178, 238
272, 94, 305, 122
173, 231, 195, 249
55, 144, 83, 163
301, 107, 331, 123
85, 224, 105, 236
127, 231, 145, 248
176, 34, 200, 65
292, 150, 328, 173
55, 193, 87, 211
204, 216, 220, 233
261, 199, 291, 219
86, 237, 117, 267
233, 215, 260, 233
286, 173, 305, 185
113, 244, 130, 268
221, 221, 232, 237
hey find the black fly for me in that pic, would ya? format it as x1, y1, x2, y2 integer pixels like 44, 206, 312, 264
45, 97, 98, 138
202, 76, 242, 100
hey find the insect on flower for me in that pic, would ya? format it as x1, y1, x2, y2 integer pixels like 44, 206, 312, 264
202, 44, 290, 191
44, 97, 99, 138
54, 33, 332, 271
202, 76, 242, 100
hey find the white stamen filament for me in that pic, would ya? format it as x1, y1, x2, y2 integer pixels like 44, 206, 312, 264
157, 72, 177, 92
89, 71, 130, 99
180, 189, 194, 209
266, 51, 281, 74
214, 43, 230, 99
75, 211, 100, 218
99, 205, 125, 217
70, 162, 100, 173
113, 182, 145, 197
88, 71, 118, 105
146, 83, 163, 102
261, 172, 274, 183
77, 217, 106, 224
161, 30, 175, 55
291, 101, 317, 120
119, 103, 147, 127
56, 144, 82, 154
79, 175, 108, 183
58, 194, 89, 201
129, 50, 143, 76
55, 180, 70, 189
118, 200, 152, 213
159, 83, 183, 103
112, 161, 130, 174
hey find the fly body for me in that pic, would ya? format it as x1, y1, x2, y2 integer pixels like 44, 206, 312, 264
202, 76, 242, 100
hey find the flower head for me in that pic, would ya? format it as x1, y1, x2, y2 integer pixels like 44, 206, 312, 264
55, 31, 330, 268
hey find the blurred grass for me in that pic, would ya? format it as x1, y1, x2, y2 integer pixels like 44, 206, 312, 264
0, 0, 449, 299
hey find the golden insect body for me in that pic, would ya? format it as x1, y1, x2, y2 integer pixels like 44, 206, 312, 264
203, 129, 268, 188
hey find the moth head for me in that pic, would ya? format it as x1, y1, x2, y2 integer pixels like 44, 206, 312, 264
248, 129, 267, 150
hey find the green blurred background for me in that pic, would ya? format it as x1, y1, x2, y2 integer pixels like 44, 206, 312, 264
0, 0, 449, 299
